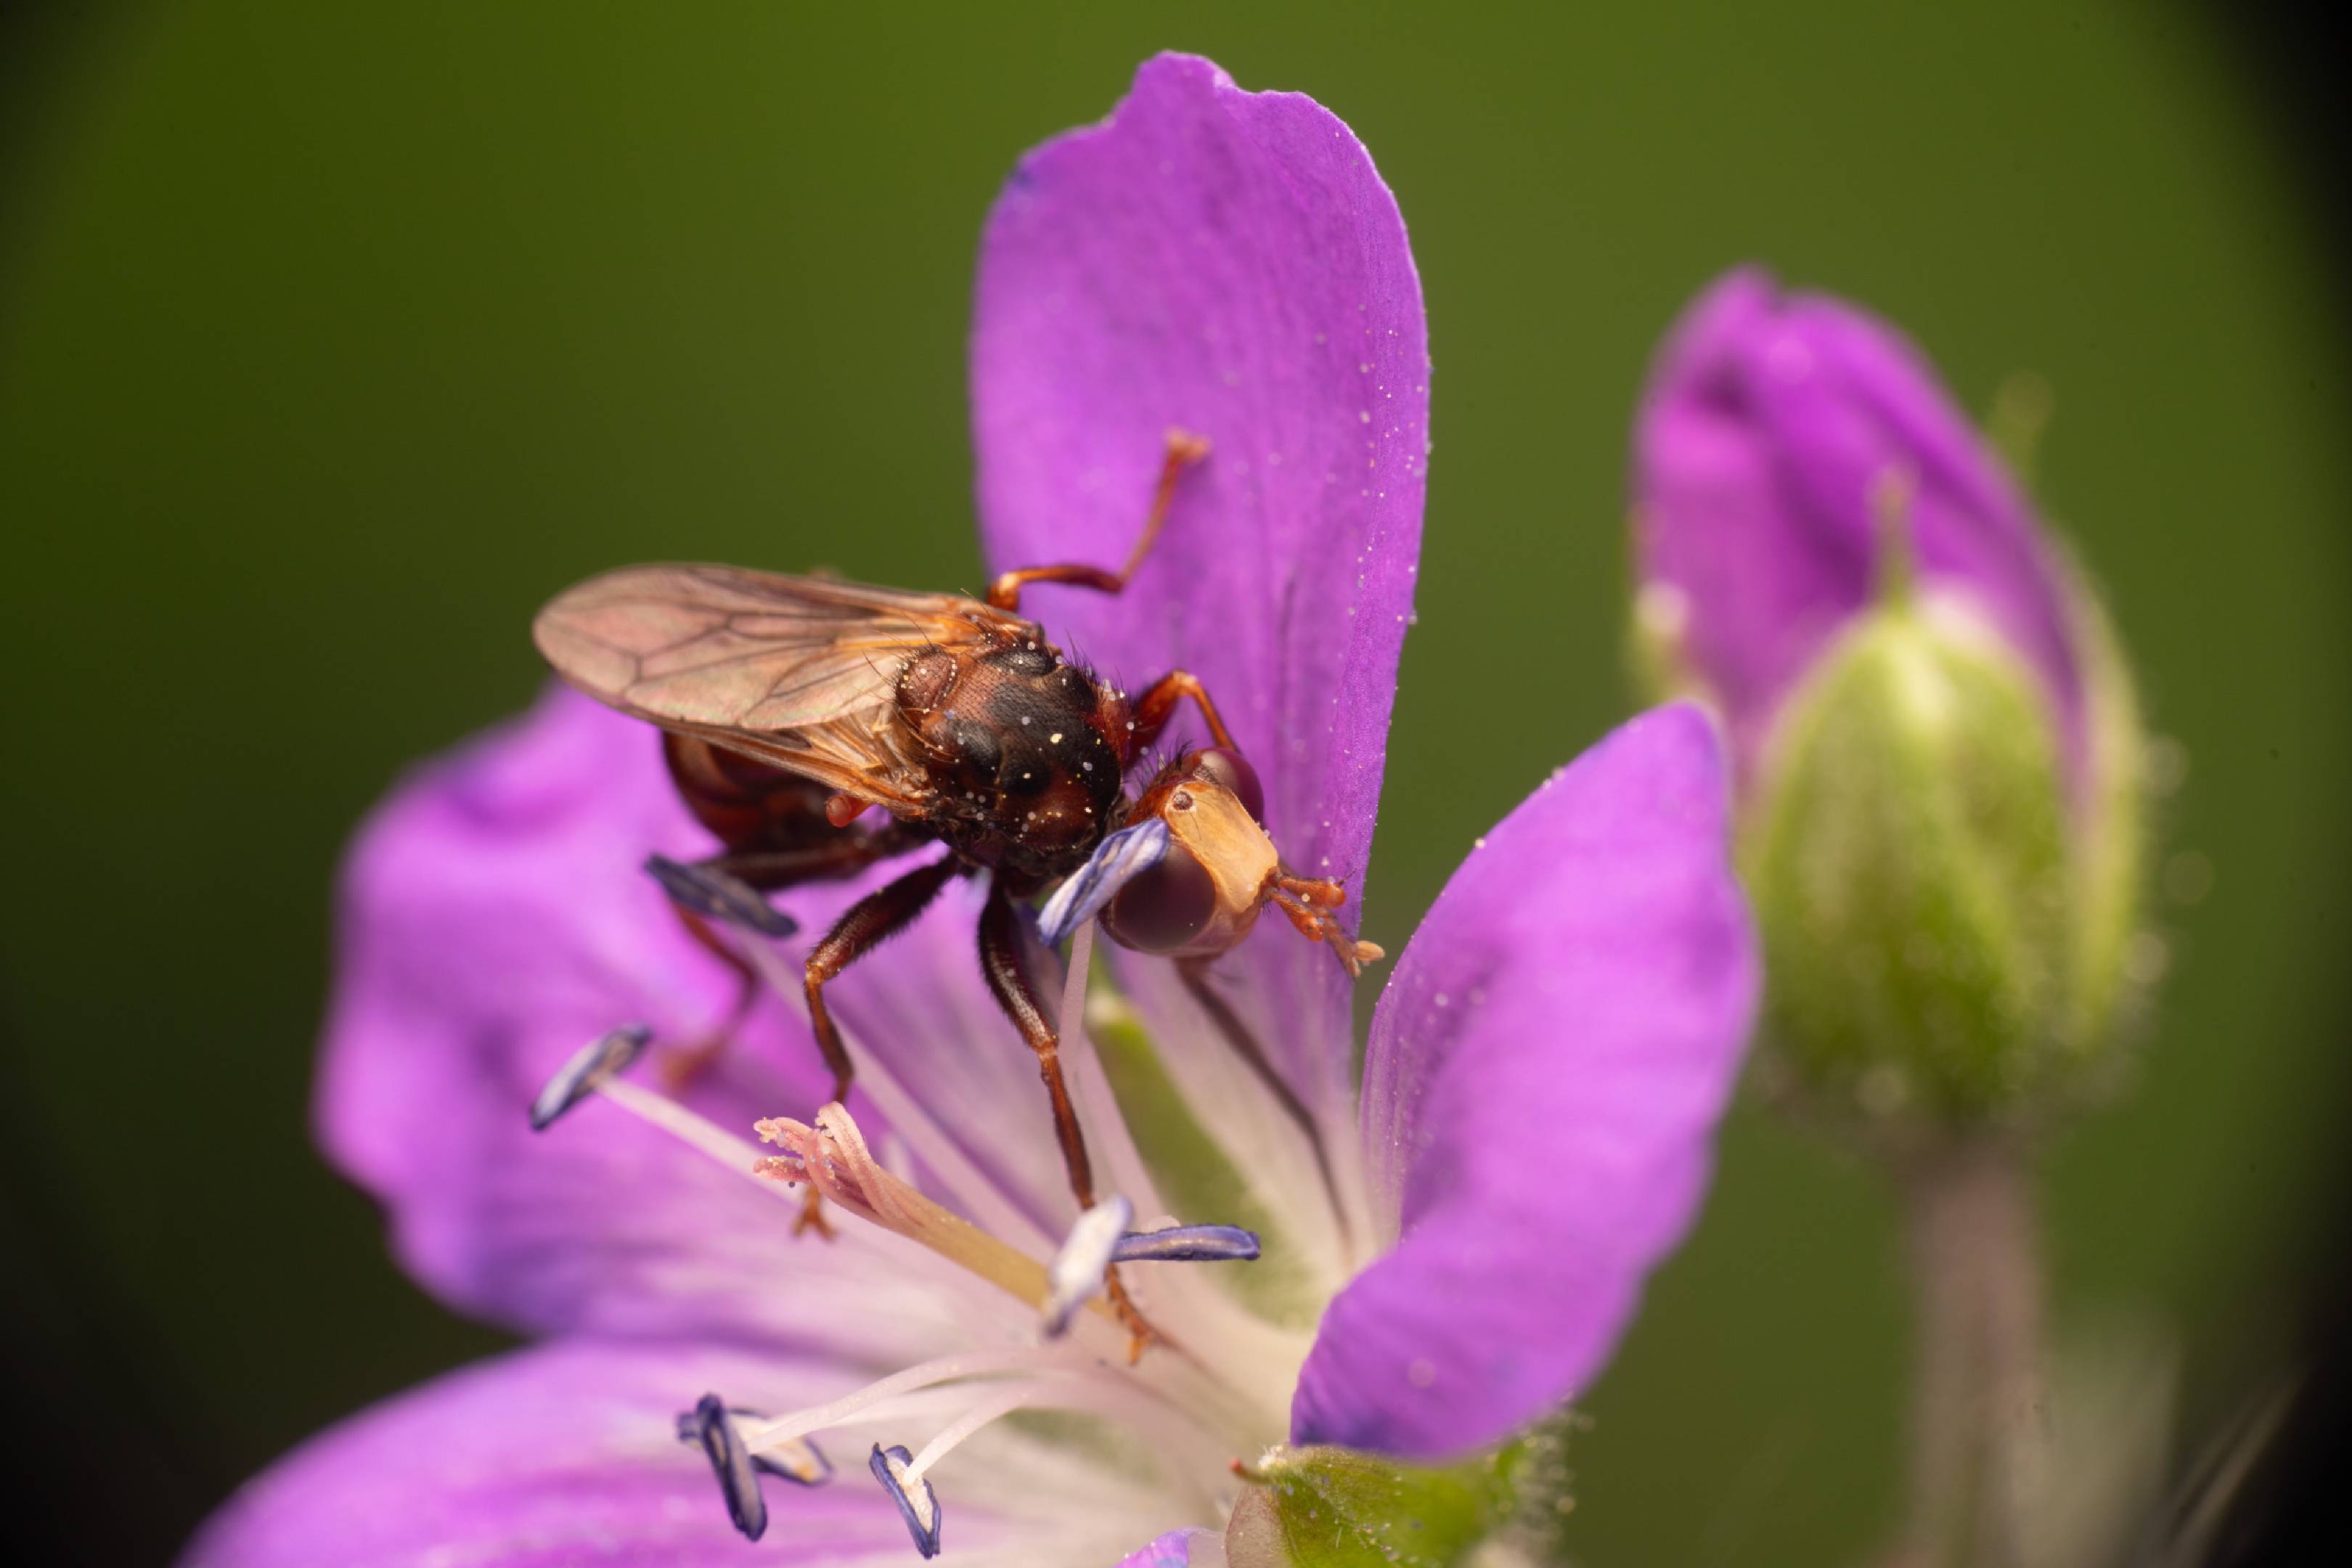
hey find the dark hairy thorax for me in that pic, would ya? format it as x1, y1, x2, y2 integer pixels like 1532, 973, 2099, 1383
897, 631, 1129, 888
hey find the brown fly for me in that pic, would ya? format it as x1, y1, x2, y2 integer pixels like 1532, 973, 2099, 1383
533, 434, 1379, 1341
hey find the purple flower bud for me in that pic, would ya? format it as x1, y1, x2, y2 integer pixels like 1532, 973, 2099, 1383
1632, 269, 2152, 1122
1631, 267, 2085, 789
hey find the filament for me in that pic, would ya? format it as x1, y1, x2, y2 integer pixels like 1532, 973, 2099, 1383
595, 1079, 773, 1177
739, 1348, 1055, 1454
903, 1384, 1050, 1482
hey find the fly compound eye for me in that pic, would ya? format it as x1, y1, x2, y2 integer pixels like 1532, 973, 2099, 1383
1101, 841, 1217, 953
1190, 746, 1265, 823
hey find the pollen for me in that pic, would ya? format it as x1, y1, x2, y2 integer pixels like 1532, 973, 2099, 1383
1042, 1196, 1131, 1337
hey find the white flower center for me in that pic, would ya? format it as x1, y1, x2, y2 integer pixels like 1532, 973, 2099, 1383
546, 917, 1336, 1558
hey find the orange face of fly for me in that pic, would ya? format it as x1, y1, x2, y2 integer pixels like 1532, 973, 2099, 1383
1098, 749, 1384, 976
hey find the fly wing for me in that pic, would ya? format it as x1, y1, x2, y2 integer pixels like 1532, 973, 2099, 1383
534, 563, 1024, 810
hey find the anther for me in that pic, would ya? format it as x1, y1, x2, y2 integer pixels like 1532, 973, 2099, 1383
675, 1405, 832, 1487
1035, 820, 1170, 946
643, 855, 799, 937
528, 1024, 650, 1130
1112, 1223, 1262, 1263
685, 1392, 768, 1541
677, 1401, 832, 1495
869, 1442, 944, 1559
1042, 1195, 1132, 1338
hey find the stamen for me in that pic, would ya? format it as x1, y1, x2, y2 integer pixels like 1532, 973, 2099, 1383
1042, 1196, 1133, 1338
676, 1405, 833, 1486
873, 1374, 1242, 1534
1114, 1224, 1262, 1263
1054, 924, 1167, 1220
1036, 819, 1169, 945
869, 1443, 944, 1559
643, 854, 799, 937
528, 1024, 650, 1130
1059, 924, 1337, 1393
737, 1347, 1053, 1454
685, 1393, 768, 1541
903, 1385, 1043, 1482
599, 1077, 774, 1175
740, 1350, 1244, 1527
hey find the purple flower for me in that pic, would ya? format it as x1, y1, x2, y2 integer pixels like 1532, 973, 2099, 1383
183, 56, 1757, 1566
1632, 267, 2088, 785
1632, 268, 2147, 1116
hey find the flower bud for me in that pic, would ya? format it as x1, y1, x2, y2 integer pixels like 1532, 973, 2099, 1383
1630, 269, 2151, 1125
1744, 572, 2065, 1115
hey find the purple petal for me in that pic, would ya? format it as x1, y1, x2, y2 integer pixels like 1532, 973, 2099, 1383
316, 685, 988, 1355
1633, 267, 2081, 778
1116, 1527, 1219, 1567
1291, 705, 1758, 1458
177, 1341, 1010, 1567
971, 52, 1428, 1106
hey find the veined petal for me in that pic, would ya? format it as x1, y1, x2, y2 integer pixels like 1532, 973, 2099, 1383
177, 1340, 1116, 1568
317, 685, 995, 1357
1292, 705, 1758, 1458
1633, 267, 2081, 777
971, 52, 1429, 1114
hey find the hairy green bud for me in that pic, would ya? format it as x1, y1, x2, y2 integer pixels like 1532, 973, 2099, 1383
1744, 575, 2120, 1122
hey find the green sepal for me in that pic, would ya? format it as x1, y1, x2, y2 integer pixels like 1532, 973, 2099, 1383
1744, 594, 2074, 1121
1224, 1424, 1576, 1568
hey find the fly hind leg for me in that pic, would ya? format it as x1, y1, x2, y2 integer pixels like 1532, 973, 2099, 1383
649, 824, 926, 1090
977, 881, 1156, 1359
655, 909, 764, 1092
986, 430, 1211, 613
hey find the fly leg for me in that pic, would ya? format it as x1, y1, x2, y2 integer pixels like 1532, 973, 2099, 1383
977, 881, 1156, 1359
977, 429, 1236, 764
650, 827, 926, 1090
791, 855, 959, 1236
655, 910, 764, 1091
1267, 873, 1385, 978
1127, 669, 1239, 754
985, 430, 1211, 613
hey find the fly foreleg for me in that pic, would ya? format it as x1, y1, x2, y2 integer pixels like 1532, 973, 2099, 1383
1127, 670, 1238, 755
984, 430, 1210, 613
977, 882, 1156, 1359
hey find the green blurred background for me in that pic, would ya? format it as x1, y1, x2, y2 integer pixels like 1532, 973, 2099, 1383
3, 3, 2345, 1562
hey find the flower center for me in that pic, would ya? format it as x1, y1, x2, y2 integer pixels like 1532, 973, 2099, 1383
531, 918, 1317, 1556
